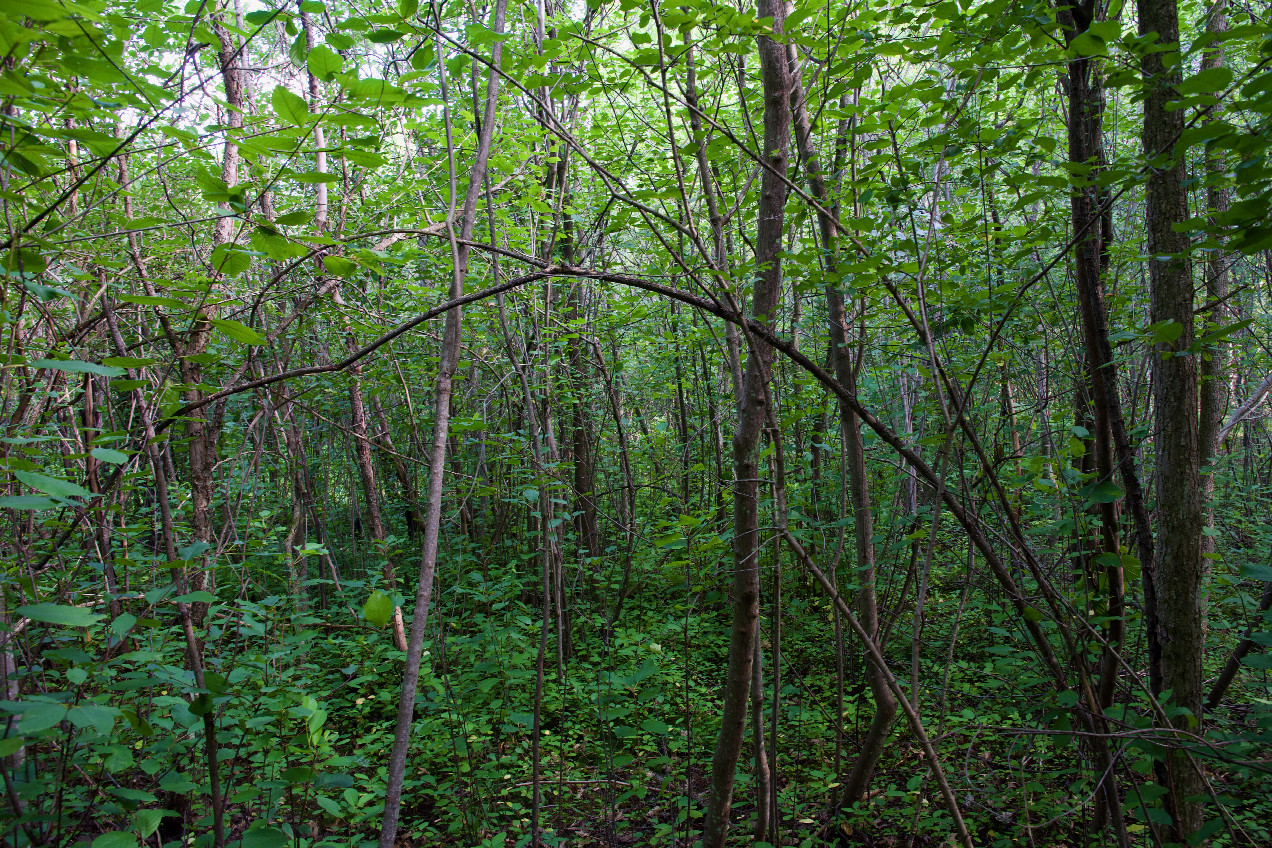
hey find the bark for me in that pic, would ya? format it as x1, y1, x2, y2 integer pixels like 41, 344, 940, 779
1218, 372, 1272, 442
749, 631, 771, 844
1136, 0, 1206, 838
567, 284, 601, 558
348, 372, 388, 546
701, 1, 789, 843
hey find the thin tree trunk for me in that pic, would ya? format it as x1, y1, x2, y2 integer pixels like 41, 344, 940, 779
181, 11, 245, 625
749, 630, 771, 844
378, 3, 505, 844
567, 283, 601, 558
298, 0, 328, 231
371, 394, 426, 538
1057, 0, 1126, 716
782, 532, 973, 848
786, 29, 896, 805
701, 2, 789, 842
1199, 0, 1231, 567
104, 300, 224, 848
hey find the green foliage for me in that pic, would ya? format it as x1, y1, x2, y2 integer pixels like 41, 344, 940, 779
1, 0, 1271, 844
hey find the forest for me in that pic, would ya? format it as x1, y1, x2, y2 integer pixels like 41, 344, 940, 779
1, 0, 1271, 845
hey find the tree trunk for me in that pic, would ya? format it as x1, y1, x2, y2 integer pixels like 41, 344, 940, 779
1136, 0, 1206, 838
786, 31, 896, 805
1199, 0, 1231, 567
701, 1, 789, 842
181, 11, 245, 625
1057, 0, 1126, 716
378, 3, 506, 844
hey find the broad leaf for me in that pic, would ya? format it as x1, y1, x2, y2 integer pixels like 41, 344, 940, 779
14, 470, 97, 501
211, 319, 267, 346
29, 359, 126, 377
272, 85, 313, 126
92, 833, 138, 848
91, 448, 129, 464
241, 827, 289, 848
307, 45, 343, 80
19, 603, 104, 627
364, 589, 393, 628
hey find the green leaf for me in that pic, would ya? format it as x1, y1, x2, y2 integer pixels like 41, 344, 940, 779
282, 766, 314, 783
18, 603, 104, 627
14, 470, 96, 501
1240, 562, 1272, 582
211, 319, 267, 346
1148, 320, 1184, 345
22, 281, 72, 302
274, 210, 313, 226
1196, 318, 1252, 347
188, 693, 214, 716
272, 85, 313, 126
363, 589, 393, 628
314, 795, 343, 818
134, 810, 175, 839
321, 256, 357, 276
241, 826, 289, 848
367, 28, 404, 43
1022, 606, 1044, 624
91, 448, 129, 464
67, 704, 119, 736
1241, 653, 1272, 670
1181, 66, 1233, 96
5, 0, 76, 21
0, 737, 24, 757
158, 772, 198, 792
117, 294, 188, 309
307, 45, 343, 81
29, 359, 126, 377
1069, 32, 1107, 57
1081, 480, 1123, 504
17, 701, 68, 733
0, 495, 59, 510
210, 244, 251, 276
92, 832, 138, 848
172, 591, 217, 603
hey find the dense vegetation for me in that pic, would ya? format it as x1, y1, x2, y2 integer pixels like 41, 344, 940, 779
2, 0, 1271, 845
